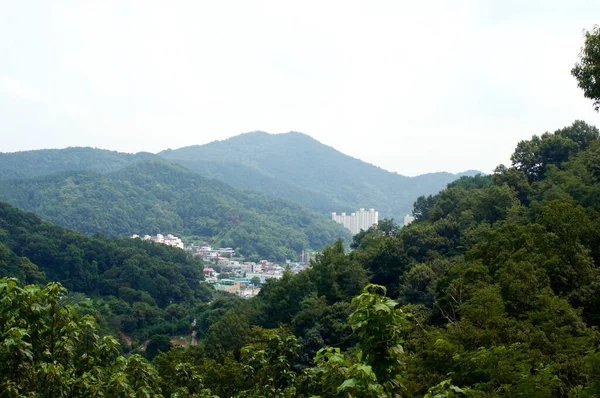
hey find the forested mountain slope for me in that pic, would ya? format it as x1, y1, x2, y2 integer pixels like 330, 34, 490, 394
0, 133, 478, 221
0, 147, 158, 180
0, 160, 351, 261
0, 201, 210, 337
145, 119, 600, 396
159, 131, 480, 219
221, 120, 600, 396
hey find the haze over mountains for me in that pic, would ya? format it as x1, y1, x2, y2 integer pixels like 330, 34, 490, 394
160, 132, 481, 219
0, 131, 479, 259
0, 147, 158, 180
0, 160, 351, 261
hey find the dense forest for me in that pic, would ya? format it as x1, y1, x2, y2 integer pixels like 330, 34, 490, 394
0, 201, 217, 341
4, 118, 600, 396
0, 160, 351, 261
160, 131, 479, 219
0, 147, 158, 180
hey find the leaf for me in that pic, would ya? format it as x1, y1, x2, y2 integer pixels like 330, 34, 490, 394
337, 378, 357, 392
374, 303, 391, 313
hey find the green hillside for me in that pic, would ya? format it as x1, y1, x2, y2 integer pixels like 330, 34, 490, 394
159, 131, 480, 219
0, 201, 209, 337
0, 147, 158, 180
189, 119, 600, 396
0, 160, 351, 261
0, 134, 478, 222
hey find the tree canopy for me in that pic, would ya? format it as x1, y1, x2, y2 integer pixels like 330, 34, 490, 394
572, 25, 600, 111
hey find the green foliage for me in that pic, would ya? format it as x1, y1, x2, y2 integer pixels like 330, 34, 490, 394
202, 309, 250, 361
145, 334, 173, 360
238, 335, 300, 397
312, 240, 369, 303
306, 284, 408, 397
0, 202, 208, 337
0, 277, 162, 397
572, 25, 600, 111
349, 284, 406, 394
0, 147, 158, 181
424, 379, 469, 398
510, 121, 599, 181
413, 194, 436, 221
311, 347, 385, 397
0, 160, 351, 261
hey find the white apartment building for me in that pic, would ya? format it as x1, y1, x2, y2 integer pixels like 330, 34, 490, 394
331, 208, 379, 235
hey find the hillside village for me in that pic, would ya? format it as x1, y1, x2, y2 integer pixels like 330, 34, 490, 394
132, 234, 316, 298
131, 206, 385, 299
199, 245, 316, 298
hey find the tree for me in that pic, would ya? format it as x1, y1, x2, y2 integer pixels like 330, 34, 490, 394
413, 195, 435, 221
145, 334, 173, 360
0, 277, 162, 397
555, 120, 600, 150
238, 335, 300, 397
203, 310, 250, 361
310, 284, 407, 397
511, 129, 581, 181
377, 218, 400, 236
572, 25, 600, 111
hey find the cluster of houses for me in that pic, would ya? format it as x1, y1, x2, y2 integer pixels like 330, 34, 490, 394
130, 237, 316, 299
202, 259, 311, 299
131, 233, 184, 249
190, 243, 236, 259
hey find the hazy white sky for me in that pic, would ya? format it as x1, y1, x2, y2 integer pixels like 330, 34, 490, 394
1, 1, 599, 175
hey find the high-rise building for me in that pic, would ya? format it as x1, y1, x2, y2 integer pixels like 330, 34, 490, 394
331, 208, 378, 235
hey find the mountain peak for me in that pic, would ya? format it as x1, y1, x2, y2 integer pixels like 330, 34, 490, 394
158, 132, 477, 219
228, 130, 317, 142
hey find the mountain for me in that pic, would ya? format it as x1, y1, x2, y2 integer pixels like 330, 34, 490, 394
159, 131, 482, 219
0, 159, 351, 261
0, 147, 158, 180
1, 134, 480, 222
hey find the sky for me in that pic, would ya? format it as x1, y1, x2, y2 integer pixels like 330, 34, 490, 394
1, 1, 599, 176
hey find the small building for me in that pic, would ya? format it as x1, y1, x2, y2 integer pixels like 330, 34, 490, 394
214, 279, 242, 295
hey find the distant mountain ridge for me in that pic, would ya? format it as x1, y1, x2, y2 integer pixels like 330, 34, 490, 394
0, 132, 481, 222
0, 159, 351, 261
0, 147, 158, 180
160, 131, 482, 219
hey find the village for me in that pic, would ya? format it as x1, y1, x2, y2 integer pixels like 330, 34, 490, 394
192, 243, 315, 298
131, 234, 315, 298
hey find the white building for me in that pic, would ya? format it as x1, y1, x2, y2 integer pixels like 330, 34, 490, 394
196, 245, 235, 259
132, 233, 184, 249
163, 234, 184, 249
404, 214, 415, 226
331, 208, 379, 235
